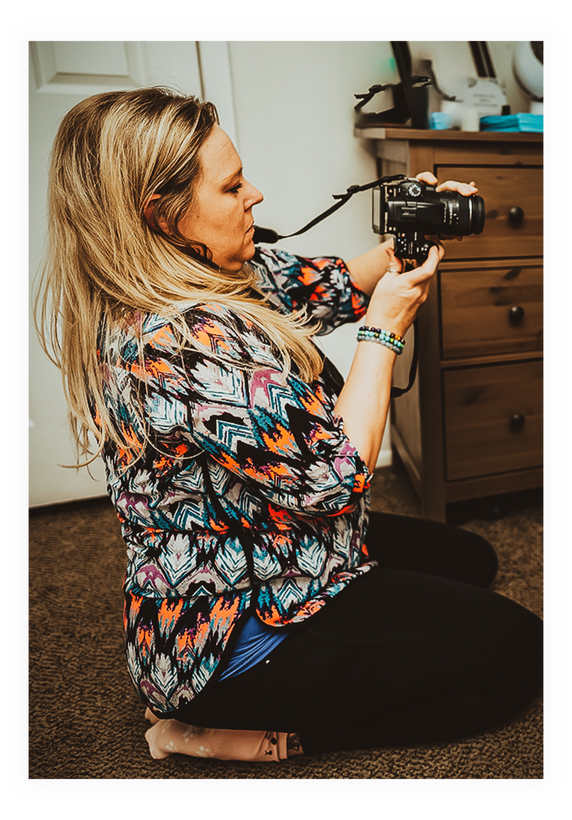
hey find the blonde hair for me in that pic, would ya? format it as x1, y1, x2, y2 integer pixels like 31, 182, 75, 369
35, 87, 323, 467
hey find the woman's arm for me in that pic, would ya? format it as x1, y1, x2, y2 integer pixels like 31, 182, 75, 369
334, 244, 444, 471
251, 249, 370, 331
345, 239, 398, 297
337, 173, 479, 469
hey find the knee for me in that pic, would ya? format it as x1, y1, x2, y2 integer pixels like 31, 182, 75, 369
490, 603, 543, 704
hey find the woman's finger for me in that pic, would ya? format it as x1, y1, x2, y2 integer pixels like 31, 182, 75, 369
435, 180, 478, 196
415, 171, 438, 185
385, 247, 404, 274
402, 243, 444, 282
414, 173, 478, 197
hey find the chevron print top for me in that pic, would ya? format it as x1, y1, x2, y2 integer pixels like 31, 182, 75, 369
101, 248, 376, 714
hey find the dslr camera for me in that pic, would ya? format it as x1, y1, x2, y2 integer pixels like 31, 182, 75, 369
372, 177, 485, 261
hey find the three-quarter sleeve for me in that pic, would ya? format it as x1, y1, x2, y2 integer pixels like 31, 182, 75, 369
250, 248, 369, 333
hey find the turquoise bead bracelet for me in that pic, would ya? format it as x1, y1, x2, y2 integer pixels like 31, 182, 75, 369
357, 325, 405, 355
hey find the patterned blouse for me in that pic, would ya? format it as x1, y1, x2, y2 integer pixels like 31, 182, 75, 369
100, 248, 376, 714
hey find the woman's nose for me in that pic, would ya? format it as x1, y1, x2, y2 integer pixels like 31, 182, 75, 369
246, 181, 264, 208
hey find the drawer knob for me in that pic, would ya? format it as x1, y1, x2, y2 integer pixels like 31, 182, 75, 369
508, 206, 525, 224
509, 305, 525, 324
510, 413, 526, 432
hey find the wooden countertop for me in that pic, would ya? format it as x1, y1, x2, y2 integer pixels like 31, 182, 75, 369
354, 126, 543, 143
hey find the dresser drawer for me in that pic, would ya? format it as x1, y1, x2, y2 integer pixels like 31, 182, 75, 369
443, 361, 543, 481
435, 165, 543, 260
440, 263, 543, 359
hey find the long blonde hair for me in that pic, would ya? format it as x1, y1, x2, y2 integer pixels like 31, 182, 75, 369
35, 87, 323, 467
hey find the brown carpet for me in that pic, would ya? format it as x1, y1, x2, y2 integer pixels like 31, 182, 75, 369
29, 465, 543, 779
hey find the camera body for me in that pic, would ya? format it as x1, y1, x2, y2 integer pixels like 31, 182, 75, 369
372, 177, 485, 261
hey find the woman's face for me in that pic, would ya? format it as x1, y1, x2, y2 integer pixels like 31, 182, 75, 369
178, 126, 264, 272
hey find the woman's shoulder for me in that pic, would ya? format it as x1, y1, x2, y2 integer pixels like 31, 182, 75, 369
135, 300, 245, 334
138, 300, 276, 366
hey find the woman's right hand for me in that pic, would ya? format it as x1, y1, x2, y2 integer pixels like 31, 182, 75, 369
364, 243, 445, 337
335, 242, 445, 472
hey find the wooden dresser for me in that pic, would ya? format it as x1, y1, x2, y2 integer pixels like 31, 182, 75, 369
356, 127, 543, 521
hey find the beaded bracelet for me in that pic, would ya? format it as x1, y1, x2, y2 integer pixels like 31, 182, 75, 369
357, 325, 405, 355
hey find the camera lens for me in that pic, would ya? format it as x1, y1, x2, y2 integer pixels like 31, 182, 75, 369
447, 193, 486, 236
469, 195, 485, 235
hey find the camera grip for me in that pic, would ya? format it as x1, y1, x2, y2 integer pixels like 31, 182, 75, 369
394, 234, 435, 263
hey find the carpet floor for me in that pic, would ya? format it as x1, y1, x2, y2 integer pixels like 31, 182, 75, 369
29, 465, 543, 779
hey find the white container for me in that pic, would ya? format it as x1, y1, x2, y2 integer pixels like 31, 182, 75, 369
440, 100, 464, 128
461, 107, 481, 131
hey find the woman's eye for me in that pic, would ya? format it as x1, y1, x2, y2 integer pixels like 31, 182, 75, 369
228, 183, 243, 194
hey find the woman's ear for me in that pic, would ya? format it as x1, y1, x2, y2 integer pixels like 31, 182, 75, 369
143, 193, 163, 229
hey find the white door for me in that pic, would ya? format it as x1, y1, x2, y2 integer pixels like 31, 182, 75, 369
29, 41, 236, 507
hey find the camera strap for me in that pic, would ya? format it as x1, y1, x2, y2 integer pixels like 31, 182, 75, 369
390, 318, 419, 398
252, 174, 406, 245
252, 173, 418, 398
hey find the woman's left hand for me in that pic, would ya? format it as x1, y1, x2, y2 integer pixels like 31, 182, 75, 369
416, 171, 478, 198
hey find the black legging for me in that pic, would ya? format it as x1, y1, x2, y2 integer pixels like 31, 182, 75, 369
171, 512, 543, 756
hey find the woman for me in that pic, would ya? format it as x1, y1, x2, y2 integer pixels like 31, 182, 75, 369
37, 87, 542, 763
